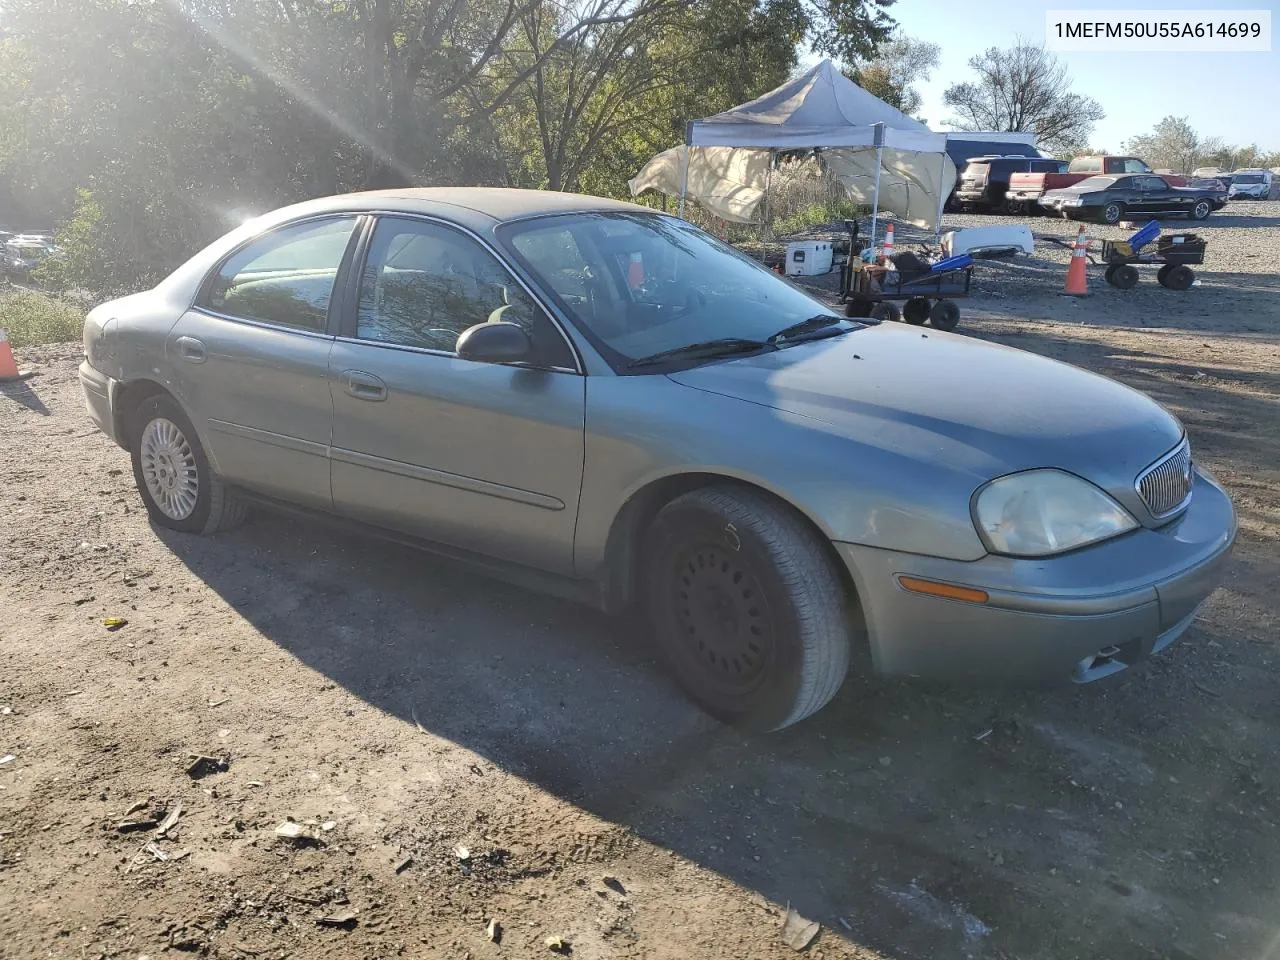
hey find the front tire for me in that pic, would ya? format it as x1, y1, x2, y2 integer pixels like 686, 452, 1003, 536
128, 393, 246, 534
643, 487, 853, 731
1101, 202, 1124, 225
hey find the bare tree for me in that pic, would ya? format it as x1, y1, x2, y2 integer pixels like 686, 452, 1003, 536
942, 43, 1103, 151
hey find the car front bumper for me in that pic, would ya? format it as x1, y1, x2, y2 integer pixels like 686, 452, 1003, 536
835, 466, 1236, 685
78, 359, 126, 448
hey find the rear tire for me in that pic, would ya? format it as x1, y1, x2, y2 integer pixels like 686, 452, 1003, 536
128, 393, 246, 535
1192, 199, 1212, 220
643, 487, 853, 731
1163, 264, 1195, 291
902, 297, 931, 325
928, 299, 961, 331
869, 302, 901, 324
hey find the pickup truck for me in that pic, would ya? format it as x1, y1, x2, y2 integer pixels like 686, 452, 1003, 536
1007, 157, 1189, 209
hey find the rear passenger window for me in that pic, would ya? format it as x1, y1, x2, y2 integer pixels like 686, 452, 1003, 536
201, 217, 358, 331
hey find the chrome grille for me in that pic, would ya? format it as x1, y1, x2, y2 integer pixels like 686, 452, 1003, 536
1137, 440, 1192, 518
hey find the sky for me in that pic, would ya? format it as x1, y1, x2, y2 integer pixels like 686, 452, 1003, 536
882, 0, 1280, 152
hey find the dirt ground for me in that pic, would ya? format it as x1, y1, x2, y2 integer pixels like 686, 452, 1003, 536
2, 205, 1280, 960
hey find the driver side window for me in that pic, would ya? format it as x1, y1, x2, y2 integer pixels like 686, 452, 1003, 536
356, 217, 572, 367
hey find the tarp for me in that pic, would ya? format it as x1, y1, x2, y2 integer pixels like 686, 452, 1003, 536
628, 60, 956, 230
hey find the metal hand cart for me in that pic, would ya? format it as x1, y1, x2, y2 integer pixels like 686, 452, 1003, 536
1095, 233, 1206, 290
837, 221, 973, 331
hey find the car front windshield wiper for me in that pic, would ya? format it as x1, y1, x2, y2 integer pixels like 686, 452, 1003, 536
625, 337, 773, 370
766, 314, 849, 344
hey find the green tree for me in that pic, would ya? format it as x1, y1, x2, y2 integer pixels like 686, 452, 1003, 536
844, 32, 940, 117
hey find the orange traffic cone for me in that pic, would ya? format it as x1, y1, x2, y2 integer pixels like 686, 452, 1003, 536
1062, 225, 1089, 296
879, 222, 895, 265
0, 327, 34, 382
627, 251, 645, 288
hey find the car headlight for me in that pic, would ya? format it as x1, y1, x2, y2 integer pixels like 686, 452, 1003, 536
973, 469, 1138, 557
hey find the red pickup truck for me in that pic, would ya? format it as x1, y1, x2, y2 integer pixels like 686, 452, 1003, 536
1007, 157, 1188, 208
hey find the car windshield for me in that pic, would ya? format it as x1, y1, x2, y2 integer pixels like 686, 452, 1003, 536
1235, 174, 1263, 184
1072, 176, 1118, 191
498, 212, 846, 367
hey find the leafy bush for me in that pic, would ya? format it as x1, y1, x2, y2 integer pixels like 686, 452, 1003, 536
772, 198, 864, 236
0, 289, 84, 347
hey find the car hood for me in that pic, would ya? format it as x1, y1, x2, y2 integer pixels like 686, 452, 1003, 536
668, 324, 1183, 491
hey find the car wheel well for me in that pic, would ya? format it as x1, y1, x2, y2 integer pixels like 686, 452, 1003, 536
601, 473, 864, 627
114, 379, 172, 442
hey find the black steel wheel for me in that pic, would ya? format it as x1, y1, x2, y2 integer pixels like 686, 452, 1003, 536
1163, 264, 1195, 290
843, 297, 873, 318
869, 301, 901, 324
643, 487, 853, 731
1107, 263, 1140, 290
902, 297, 931, 325
1101, 202, 1124, 225
928, 299, 961, 331
1157, 263, 1174, 287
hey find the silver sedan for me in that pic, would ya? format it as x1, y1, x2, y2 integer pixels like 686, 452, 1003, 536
78, 189, 1236, 730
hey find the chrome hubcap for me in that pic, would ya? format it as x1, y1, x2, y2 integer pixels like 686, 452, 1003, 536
140, 417, 199, 520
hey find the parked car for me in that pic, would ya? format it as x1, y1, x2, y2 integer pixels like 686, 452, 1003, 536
954, 156, 1067, 212
78, 189, 1236, 730
1191, 166, 1225, 179
1228, 170, 1272, 199
1, 236, 54, 281
1187, 178, 1231, 209
942, 134, 1042, 210
1041, 174, 1222, 224
1007, 156, 1187, 210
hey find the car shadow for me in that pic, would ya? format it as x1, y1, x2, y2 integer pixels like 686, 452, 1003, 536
159, 486, 1274, 960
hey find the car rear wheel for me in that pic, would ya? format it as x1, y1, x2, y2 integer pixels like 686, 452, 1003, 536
643, 487, 853, 731
1101, 202, 1124, 225
128, 393, 246, 535
1192, 200, 1212, 220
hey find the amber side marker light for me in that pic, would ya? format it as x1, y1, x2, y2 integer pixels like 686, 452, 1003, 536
897, 576, 989, 604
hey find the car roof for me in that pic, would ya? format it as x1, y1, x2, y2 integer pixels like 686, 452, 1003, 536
272, 187, 653, 230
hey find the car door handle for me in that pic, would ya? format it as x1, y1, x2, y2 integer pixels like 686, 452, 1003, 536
343, 370, 387, 402
175, 336, 206, 364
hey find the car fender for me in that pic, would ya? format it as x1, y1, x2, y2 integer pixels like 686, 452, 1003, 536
574, 375, 989, 582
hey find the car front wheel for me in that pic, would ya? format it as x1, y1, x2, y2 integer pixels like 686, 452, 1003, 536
129, 393, 246, 534
1101, 202, 1124, 225
643, 486, 853, 731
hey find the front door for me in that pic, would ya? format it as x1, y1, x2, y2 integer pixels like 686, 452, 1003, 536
167, 215, 362, 509
328, 215, 585, 574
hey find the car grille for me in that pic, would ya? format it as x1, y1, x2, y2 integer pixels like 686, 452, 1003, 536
1137, 440, 1192, 518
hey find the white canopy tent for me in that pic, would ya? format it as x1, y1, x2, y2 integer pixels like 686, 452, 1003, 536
629, 60, 956, 233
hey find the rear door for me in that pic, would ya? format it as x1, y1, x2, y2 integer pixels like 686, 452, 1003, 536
327, 215, 585, 574
168, 215, 362, 509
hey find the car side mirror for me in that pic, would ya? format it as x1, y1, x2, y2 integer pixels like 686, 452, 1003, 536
456, 320, 535, 364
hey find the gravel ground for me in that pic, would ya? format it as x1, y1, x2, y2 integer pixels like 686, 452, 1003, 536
1, 204, 1279, 960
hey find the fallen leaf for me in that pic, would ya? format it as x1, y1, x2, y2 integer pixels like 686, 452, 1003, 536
317, 911, 358, 929
486, 918, 501, 943
103, 617, 128, 631
545, 935, 571, 953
